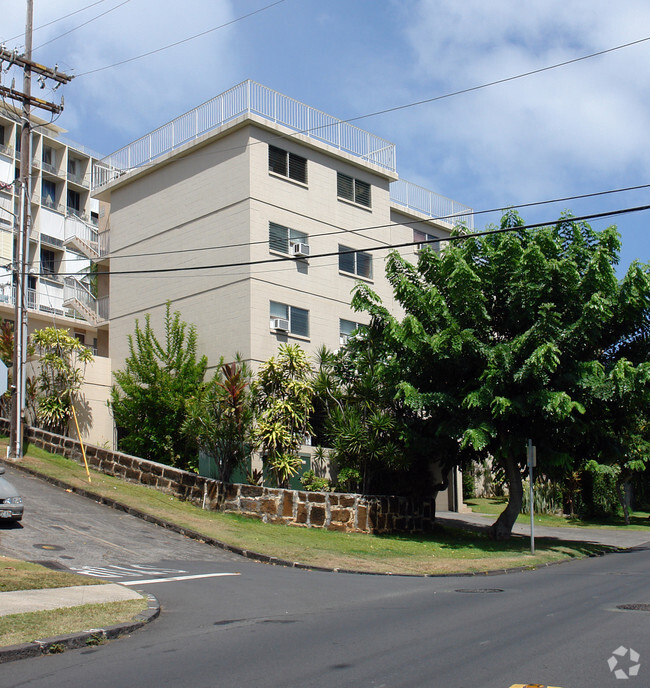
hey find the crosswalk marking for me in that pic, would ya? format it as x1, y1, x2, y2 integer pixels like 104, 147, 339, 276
121, 572, 241, 586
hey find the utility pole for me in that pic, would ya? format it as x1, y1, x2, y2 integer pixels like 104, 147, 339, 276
2, 0, 73, 458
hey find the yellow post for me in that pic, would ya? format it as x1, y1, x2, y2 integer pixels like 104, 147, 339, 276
71, 403, 91, 483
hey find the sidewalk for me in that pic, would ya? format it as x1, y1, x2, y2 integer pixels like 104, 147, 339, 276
436, 510, 650, 549
0, 583, 144, 617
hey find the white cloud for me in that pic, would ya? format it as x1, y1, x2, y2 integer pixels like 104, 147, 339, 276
394, 0, 650, 204
2, 1, 240, 154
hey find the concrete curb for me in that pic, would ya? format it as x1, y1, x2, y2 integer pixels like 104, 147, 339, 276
1, 458, 620, 580
0, 591, 160, 664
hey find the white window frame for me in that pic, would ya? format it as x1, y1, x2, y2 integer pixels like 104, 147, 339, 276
268, 145, 308, 184
270, 301, 310, 338
269, 222, 308, 255
338, 244, 373, 280
337, 172, 371, 208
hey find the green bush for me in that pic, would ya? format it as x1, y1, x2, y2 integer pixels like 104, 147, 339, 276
520, 478, 563, 515
299, 470, 332, 493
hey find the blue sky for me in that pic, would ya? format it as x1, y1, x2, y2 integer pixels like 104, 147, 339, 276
3, 0, 649, 274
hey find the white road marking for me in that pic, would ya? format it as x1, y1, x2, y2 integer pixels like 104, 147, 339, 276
121, 572, 241, 585
72, 564, 188, 579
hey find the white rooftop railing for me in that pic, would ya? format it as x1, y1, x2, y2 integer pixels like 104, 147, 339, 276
390, 179, 474, 231
93, 80, 397, 189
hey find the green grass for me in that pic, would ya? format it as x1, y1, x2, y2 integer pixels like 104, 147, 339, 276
465, 497, 650, 530
0, 557, 148, 649
0, 599, 148, 647
0, 557, 106, 592
0, 440, 615, 575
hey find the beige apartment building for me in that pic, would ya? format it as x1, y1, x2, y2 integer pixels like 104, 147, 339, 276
2, 81, 473, 508
0, 105, 113, 446
93, 80, 473, 373
92, 80, 473, 508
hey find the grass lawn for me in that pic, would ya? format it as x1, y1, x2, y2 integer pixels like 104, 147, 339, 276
0, 557, 148, 648
465, 497, 650, 530
0, 599, 148, 648
0, 440, 615, 576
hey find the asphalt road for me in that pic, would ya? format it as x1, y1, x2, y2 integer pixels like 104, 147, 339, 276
1, 466, 649, 688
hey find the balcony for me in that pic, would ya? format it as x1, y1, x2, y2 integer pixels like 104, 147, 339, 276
390, 179, 474, 231
63, 277, 109, 326
63, 215, 109, 261
67, 170, 89, 187
94, 80, 397, 188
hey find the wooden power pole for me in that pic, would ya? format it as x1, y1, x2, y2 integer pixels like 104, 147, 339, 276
2, 0, 73, 458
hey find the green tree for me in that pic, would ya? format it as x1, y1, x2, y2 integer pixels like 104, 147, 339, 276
252, 344, 314, 488
183, 357, 253, 483
314, 342, 411, 495
352, 211, 650, 539
111, 303, 207, 470
29, 327, 93, 435
579, 358, 650, 523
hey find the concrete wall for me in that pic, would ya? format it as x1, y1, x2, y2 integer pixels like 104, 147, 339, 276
9, 422, 440, 534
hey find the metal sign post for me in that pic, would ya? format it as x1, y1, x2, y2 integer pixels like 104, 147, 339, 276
527, 439, 536, 555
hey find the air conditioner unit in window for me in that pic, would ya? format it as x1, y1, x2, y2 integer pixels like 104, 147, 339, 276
271, 318, 290, 332
291, 242, 311, 258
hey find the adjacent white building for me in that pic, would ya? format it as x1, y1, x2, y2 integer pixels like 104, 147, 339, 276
0, 104, 113, 445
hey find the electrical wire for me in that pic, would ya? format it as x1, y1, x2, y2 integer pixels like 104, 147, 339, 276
32, 1, 131, 53
1, 0, 112, 45
40, 204, 650, 279
56, 181, 650, 265
74, 0, 287, 77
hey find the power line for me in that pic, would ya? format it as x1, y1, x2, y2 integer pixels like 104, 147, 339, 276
32, 1, 130, 53
57, 181, 650, 265
47, 204, 650, 279
344, 35, 650, 127
75, 0, 287, 77
1, 0, 112, 44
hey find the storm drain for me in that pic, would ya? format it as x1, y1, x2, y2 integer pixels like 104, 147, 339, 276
455, 588, 504, 594
617, 603, 650, 611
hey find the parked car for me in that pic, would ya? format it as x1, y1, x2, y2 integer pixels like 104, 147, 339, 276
0, 466, 23, 522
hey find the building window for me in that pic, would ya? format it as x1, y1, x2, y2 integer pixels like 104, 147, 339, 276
41, 179, 56, 208
339, 319, 363, 345
40, 248, 55, 275
270, 301, 309, 338
338, 244, 372, 279
414, 229, 439, 251
268, 145, 307, 184
67, 189, 80, 214
337, 172, 371, 208
269, 222, 308, 254
42, 146, 54, 167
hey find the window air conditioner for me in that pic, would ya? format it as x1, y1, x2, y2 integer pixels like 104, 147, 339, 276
271, 318, 290, 332
291, 243, 311, 258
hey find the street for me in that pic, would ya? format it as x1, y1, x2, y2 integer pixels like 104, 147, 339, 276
1, 466, 649, 688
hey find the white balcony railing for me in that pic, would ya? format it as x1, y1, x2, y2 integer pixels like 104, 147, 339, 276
94, 80, 397, 188
390, 179, 474, 231
63, 277, 108, 323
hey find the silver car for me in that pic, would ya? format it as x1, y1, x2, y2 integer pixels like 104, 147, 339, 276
0, 466, 23, 522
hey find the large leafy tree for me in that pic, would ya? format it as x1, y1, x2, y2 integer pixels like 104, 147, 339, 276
251, 344, 314, 488
353, 211, 650, 539
183, 357, 253, 483
111, 303, 207, 470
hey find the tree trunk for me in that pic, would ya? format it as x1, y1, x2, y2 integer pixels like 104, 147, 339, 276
489, 452, 523, 541
615, 472, 631, 525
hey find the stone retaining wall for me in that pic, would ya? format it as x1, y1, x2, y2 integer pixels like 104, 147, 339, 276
3, 421, 437, 534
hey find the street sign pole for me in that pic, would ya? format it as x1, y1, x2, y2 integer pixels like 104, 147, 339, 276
527, 439, 536, 555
